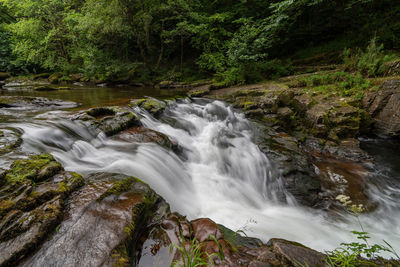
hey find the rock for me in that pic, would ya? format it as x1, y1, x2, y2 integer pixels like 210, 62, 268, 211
113, 126, 179, 151
248, 261, 272, 267
277, 107, 294, 122
0, 73, 10, 81
72, 106, 141, 136
189, 84, 211, 97
0, 96, 77, 110
48, 73, 63, 84
218, 224, 263, 248
32, 73, 51, 80
21, 174, 161, 267
0, 154, 84, 266
292, 94, 314, 113
191, 218, 223, 242
384, 59, 400, 76
0, 128, 21, 155
267, 238, 327, 267
363, 80, 400, 137
130, 98, 166, 117
68, 74, 83, 82
158, 81, 190, 89
306, 103, 330, 126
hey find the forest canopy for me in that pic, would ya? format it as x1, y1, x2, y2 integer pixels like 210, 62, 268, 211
0, 0, 399, 83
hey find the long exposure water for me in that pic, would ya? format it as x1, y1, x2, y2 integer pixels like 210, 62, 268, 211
1, 87, 399, 255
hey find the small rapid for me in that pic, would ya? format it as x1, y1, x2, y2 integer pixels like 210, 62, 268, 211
13, 98, 400, 254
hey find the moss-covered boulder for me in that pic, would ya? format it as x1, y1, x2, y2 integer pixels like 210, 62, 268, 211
20, 174, 162, 267
130, 98, 166, 117
0, 154, 84, 266
72, 106, 141, 136
48, 73, 63, 84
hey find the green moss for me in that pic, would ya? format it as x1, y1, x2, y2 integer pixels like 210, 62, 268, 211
98, 177, 144, 201
5, 154, 62, 184
233, 89, 265, 98
0, 199, 15, 218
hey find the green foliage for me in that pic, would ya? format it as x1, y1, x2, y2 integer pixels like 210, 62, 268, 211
215, 59, 293, 87
170, 234, 224, 267
325, 195, 399, 266
1, 0, 399, 82
292, 71, 370, 101
343, 38, 397, 77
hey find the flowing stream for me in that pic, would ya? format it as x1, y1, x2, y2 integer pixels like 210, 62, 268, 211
2, 95, 400, 254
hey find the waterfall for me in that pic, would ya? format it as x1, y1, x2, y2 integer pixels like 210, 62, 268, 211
14, 98, 400, 254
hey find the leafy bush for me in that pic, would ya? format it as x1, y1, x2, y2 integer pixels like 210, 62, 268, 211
343, 38, 396, 77
170, 234, 224, 267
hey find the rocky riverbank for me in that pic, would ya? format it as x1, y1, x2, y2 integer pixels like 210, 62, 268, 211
1, 72, 400, 266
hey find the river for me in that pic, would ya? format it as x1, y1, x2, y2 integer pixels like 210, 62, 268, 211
1, 84, 399, 256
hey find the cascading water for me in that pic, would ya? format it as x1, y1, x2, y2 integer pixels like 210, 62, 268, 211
12, 98, 400, 254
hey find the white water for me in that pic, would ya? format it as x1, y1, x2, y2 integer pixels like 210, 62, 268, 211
15, 99, 400, 254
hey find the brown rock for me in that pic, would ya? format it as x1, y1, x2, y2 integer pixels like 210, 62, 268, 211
191, 218, 223, 242
267, 238, 326, 267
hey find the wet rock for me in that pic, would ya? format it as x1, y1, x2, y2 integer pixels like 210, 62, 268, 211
363, 80, 400, 137
258, 128, 323, 207
267, 238, 326, 267
72, 106, 140, 136
0, 128, 22, 155
113, 126, 179, 151
191, 218, 223, 242
22, 174, 162, 267
0, 154, 84, 267
130, 98, 166, 117
0, 96, 77, 110
218, 224, 263, 249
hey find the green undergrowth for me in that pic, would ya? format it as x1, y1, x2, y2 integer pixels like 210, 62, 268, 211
289, 71, 372, 101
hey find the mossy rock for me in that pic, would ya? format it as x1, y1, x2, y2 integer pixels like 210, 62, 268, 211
5, 154, 62, 184
98, 110, 140, 136
32, 73, 51, 80
98, 176, 147, 201
86, 107, 117, 118
130, 98, 166, 117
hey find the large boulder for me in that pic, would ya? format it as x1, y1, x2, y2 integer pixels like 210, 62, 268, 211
130, 98, 166, 117
363, 79, 400, 137
0, 154, 84, 267
71, 106, 141, 136
21, 174, 161, 267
